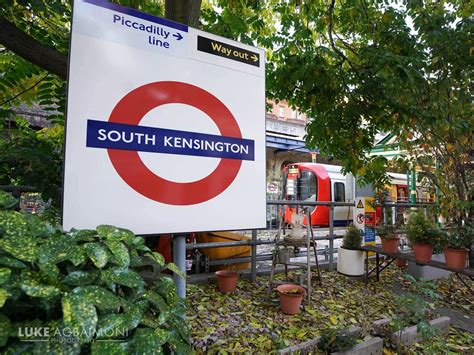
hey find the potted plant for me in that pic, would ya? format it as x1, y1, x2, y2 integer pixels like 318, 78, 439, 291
377, 224, 399, 254
406, 211, 442, 263
215, 266, 239, 293
337, 226, 364, 276
443, 225, 472, 269
276, 284, 305, 315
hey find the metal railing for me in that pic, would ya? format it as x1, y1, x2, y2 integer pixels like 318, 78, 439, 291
186, 199, 437, 281
186, 200, 356, 281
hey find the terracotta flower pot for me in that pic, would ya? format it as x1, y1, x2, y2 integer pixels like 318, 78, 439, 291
443, 248, 468, 269
277, 284, 305, 315
381, 237, 399, 254
412, 243, 433, 263
215, 270, 238, 293
396, 258, 407, 268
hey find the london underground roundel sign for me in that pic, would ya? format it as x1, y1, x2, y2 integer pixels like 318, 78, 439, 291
108, 81, 242, 205
64, 0, 265, 235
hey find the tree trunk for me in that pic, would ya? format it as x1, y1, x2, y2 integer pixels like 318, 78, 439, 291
165, 0, 202, 28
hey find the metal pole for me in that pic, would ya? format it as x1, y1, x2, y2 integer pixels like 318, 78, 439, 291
172, 234, 186, 299
251, 229, 257, 282
410, 169, 417, 204
306, 208, 311, 304
329, 205, 335, 271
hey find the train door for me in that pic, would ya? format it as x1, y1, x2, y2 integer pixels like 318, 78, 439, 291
332, 180, 350, 226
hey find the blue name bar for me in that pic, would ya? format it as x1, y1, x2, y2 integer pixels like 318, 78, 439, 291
86, 120, 255, 161
83, 0, 188, 32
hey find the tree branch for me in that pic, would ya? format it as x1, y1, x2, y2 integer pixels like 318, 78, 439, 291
0, 16, 67, 80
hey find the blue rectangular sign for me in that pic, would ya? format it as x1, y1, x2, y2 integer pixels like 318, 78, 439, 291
86, 119, 255, 161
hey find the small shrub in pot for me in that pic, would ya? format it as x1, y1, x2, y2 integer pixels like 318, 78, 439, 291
376, 224, 399, 254
406, 211, 443, 263
337, 226, 364, 276
342, 226, 363, 250
443, 224, 472, 269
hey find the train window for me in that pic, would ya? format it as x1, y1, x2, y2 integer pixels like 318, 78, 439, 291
334, 182, 345, 202
297, 171, 318, 201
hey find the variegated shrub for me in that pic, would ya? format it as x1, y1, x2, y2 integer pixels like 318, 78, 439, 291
0, 191, 190, 354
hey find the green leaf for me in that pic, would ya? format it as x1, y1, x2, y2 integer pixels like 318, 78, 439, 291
0, 267, 11, 284
132, 328, 166, 353
104, 240, 130, 267
154, 277, 178, 306
0, 191, 18, 210
63, 270, 99, 286
142, 290, 169, 313
69, 229, 97, 242
20, 270, 60, 298
166, 262, 185, 279
169, 313, 189, 341
38, 235, 75, 264
0, 313, 11, 346
146, 252, 165, 267
38, 263, 60, 283
84, 243, 110, 268
96, 225, 135, 245
91, 340, 129, 354
0, 288, 8, 307
168, 329, 191, 354
0, 255, 27, 269
96, 314, 129, 339
62, 295, 98, 343
101, 268, 145, 289
71, 286, 122, 311
0, 233, 39, 262
69, 246, 87, 266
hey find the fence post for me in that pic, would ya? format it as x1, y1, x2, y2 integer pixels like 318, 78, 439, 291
329, 205, 335, 271
251, 229, 257, 282
173, 234, 186, 299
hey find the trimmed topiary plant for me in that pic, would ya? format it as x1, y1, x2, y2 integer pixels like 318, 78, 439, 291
342, 226, 363, 250
0, 191, 190, 353
338, 226, 364, 276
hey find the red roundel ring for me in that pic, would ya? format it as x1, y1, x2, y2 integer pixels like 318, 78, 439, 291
107, 81, 242, 205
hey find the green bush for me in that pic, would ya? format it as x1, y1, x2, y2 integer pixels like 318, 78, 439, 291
406, 211, 443, 246
0, 191, 190, 353
376, 224, 398, 240
342, 226, 362, 250
445, 224, 473, 250
318, 328, 357, 354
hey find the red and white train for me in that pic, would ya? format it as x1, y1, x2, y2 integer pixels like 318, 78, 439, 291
282, 163, 431, 227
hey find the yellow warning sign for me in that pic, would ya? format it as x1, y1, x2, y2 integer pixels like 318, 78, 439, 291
364, 197, 376, 213
357, 200, 364, 209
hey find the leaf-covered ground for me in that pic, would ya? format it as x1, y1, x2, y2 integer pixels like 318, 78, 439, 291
188, 266, 473, 353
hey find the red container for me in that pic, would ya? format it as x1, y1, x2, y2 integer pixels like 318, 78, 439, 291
396, 258, 408, 268
215, 270, 238, 293
277, 284, 305, 315
381, 238, 399, 254
444, 248, 468, 269
412, 244, 433, 263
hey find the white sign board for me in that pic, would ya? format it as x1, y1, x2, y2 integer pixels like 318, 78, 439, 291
63, 0, 266, 234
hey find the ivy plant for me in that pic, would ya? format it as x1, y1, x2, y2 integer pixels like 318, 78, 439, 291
0, 191, 190, 353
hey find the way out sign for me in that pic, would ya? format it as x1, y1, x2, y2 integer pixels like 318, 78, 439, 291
63, 0, 266, 234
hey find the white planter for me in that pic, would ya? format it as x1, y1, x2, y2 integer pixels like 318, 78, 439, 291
337, 247, 365, 276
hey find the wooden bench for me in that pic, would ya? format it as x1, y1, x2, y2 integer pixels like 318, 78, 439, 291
358, 245, 473, 294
